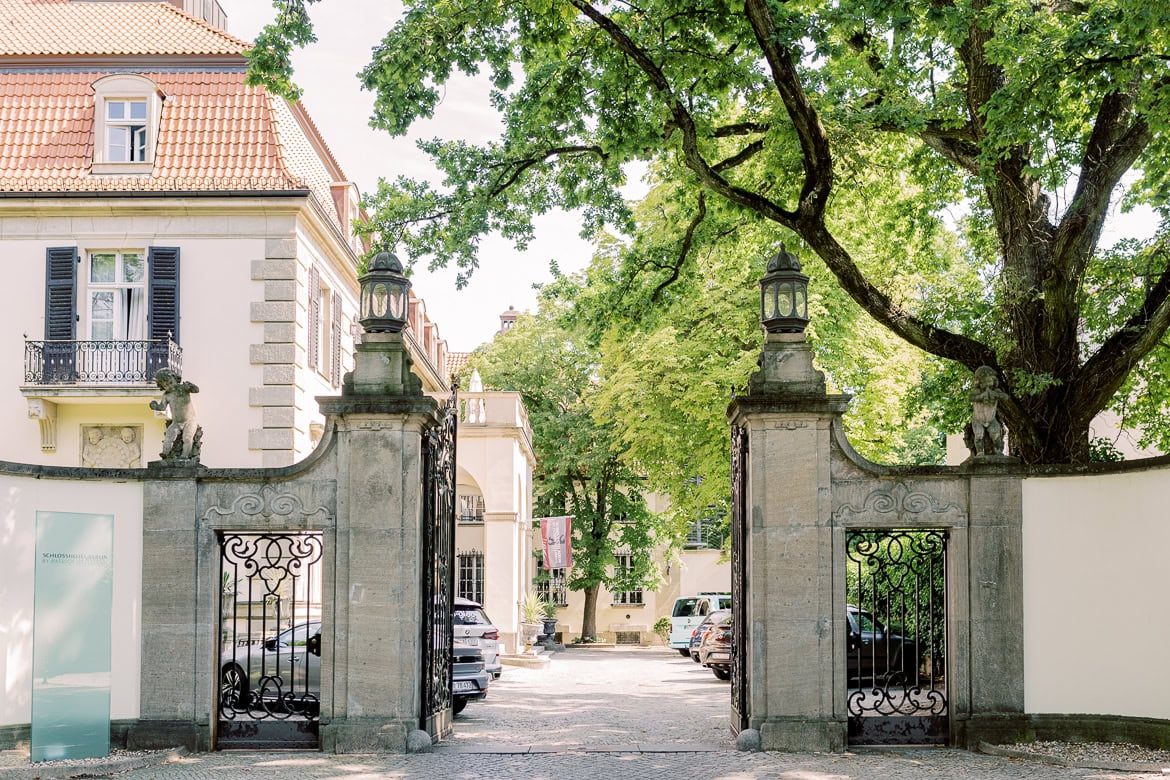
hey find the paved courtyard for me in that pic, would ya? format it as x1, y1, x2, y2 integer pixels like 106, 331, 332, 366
5, 646, 1166, 779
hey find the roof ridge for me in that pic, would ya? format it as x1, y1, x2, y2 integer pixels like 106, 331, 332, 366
151, 0, 251, 53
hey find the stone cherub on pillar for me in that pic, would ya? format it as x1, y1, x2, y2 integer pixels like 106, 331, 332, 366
150, 367, 203, 464
963, 365, 1008, 458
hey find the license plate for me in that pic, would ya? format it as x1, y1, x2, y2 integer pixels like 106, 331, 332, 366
453, 680, 477, 692
460, 637, 479, 645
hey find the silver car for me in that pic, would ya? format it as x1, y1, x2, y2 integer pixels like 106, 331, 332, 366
453, 597, 502, 678
220, 621, 321, 717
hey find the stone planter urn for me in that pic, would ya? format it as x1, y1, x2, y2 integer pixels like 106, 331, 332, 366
520, 621, 541, 649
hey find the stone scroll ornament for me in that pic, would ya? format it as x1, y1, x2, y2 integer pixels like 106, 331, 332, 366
150, 367, 203, 464
963, 365, 1008, 457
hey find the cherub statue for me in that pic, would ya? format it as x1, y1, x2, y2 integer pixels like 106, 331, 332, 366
963, 365, 1008, 457
150, 368, 202, 462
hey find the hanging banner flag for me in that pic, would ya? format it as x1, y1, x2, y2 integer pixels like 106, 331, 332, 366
539, 515, 573, 570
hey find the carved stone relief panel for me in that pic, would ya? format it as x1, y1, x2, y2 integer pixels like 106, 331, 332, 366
833, 481, 967, 528
80, 424, 143, 468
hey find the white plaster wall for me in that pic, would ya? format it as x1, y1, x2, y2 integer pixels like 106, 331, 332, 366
0, 475, 143, 726
678, 549, 731, 595
1023, 468, 1170, 719
0, 208, 272, 468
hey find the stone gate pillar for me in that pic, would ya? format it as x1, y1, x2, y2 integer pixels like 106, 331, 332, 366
728, 331, 850, 752
316, 331, 438, 752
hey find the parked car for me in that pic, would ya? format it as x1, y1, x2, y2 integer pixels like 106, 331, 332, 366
453, 596, 502, 678
690, 608, 732, 662
846, 604, 921, 685
451, 641, 490, 715
220, 620, 321, 714
698, 614, 733, 680
669, 593, 732, 655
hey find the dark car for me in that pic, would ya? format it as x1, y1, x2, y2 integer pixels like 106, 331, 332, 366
698, 614, 733, 680
689, 608, 731, 662
451, 641, 490, 715
846, 604, 921, 685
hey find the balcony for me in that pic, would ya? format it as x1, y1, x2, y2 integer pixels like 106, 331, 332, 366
24, 338, 182, 386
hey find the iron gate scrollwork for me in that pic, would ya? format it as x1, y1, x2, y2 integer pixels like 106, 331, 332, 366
730, 423, 749, 734
845, 528, 948, 745
420, 392, 457, 739
218, 532, 324, 749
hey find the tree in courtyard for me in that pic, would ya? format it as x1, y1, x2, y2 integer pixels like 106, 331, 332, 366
467, 296, 668, 639
249, 0, 1170, 463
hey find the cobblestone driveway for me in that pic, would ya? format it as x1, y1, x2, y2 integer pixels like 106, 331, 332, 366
444, 646, 733, 749
10, 646, 1166, 779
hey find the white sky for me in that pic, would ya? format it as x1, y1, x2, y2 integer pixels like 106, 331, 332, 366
216, 1, 601, 353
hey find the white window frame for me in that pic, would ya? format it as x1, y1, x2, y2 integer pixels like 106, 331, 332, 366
85, 250, 147, 342
91, 74, 164, 174
611, 553, 643, 606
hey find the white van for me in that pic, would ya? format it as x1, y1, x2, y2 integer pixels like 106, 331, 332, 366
668, 592, 732, 654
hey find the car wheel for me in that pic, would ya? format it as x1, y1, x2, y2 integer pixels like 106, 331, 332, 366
452, 697, 468, 715
690, 652, 700, 663
220, 663, 248, 708
712, 667, 731, 681
678, 648, 690, 657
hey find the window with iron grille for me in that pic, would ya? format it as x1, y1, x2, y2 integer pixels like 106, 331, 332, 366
457, 550, 484, 604
611, 553, 643, 605
458, 493, 485, 524
535, 565, 568, 606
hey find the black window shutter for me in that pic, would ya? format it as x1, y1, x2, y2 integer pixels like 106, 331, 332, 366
44, 247, 78, 341
331, 290, 342, 386
308, 265, 321, 371
148, 247, 181, 344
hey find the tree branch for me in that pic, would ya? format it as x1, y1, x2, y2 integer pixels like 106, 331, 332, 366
742, 0, 833, 219
1074, 242, 1170, 420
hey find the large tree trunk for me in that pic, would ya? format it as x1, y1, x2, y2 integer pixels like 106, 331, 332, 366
581, 585, 599, 640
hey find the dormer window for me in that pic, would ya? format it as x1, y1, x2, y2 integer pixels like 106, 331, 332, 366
91, 74, 163, 174
105, 99, 148, 162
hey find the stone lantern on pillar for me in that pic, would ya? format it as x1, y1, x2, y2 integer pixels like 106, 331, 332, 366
746, 244, 825, 396
342, 249, 422, 397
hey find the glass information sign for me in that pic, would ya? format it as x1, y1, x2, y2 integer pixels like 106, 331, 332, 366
31, 511, 114, 762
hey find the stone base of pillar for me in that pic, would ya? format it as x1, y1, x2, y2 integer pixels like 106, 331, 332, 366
757, 716, 846, 752
320, 718, 417, 753
952, 713, 1030, 750
125, 720, 206, 752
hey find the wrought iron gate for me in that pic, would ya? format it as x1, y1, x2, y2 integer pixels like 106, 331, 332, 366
845, 529, 948, 745
217, 532, 324, 749
420, 393, 457, 739
729, 424, 750, 734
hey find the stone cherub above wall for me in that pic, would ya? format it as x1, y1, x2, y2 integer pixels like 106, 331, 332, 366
964, 365, 1009, 458
150, 368, 203, 465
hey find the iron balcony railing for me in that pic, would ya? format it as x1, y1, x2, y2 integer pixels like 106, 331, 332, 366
24, 339, 183, 385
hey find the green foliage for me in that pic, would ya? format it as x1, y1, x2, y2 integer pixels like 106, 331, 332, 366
469, 297, 670, 636
652, 616, 671, 643
248, 0, 1170, 463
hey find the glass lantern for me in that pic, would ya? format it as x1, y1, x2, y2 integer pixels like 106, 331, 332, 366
759, 244, 809, 334
359, 250, 411, 334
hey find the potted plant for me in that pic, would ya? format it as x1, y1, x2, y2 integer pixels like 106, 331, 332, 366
540, 599, 559, 645
519, 592, 544, 648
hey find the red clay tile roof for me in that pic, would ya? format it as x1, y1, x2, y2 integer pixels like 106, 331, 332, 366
446, 352, 471, 385
0, 0, 247, 56
0, 71, 306, 191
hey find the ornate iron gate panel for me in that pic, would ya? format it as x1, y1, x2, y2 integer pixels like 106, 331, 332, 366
846, 529, 948, 745
420, 394, 457, 739
217, 533, 324, 749
730, 424, 750, 734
